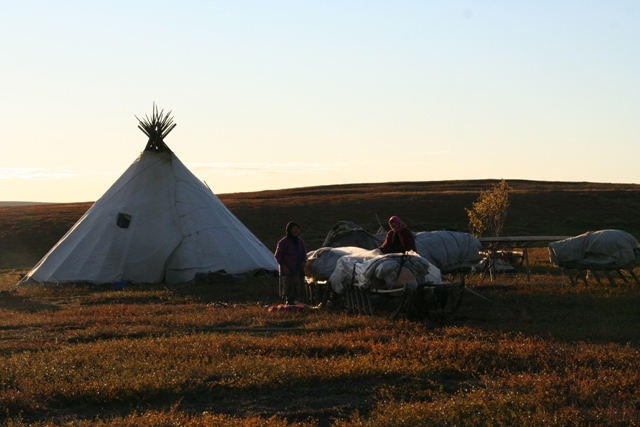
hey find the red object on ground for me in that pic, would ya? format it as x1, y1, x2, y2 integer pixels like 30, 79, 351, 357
268, 304, 305, 312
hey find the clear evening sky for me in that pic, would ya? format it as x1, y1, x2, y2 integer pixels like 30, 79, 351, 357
1, 1, 638, 203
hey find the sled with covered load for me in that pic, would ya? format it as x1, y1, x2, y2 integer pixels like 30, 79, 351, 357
548, 229, 640, 285
327, 251, 465, 320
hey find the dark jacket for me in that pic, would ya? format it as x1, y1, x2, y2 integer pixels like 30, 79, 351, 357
274, 236, 308, 276
380, 227, 417, 254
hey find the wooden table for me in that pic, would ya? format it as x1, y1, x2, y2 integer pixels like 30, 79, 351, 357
478, 236, 571, 281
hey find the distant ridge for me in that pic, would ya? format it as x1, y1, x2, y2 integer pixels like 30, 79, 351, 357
3, 180, 639, 206
0, 201, 51, 207
2, 179, 640, 270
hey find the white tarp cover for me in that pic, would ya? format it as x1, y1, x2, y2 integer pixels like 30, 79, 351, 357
304, 246, 376, 282
19, 150, 278, 285
548, 229, 640, 268
329, 251, 442, 293
414, 231, 483, 273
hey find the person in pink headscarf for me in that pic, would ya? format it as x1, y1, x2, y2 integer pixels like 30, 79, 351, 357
379, 216, 417, 254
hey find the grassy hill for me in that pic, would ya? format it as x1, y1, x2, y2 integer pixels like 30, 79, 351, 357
2, 179, 640, 426
2, 179, 640, 270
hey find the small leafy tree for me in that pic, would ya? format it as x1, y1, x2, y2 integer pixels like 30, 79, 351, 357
466, 179, 512, 237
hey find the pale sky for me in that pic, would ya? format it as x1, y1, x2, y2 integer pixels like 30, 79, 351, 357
1, 1, 638, 203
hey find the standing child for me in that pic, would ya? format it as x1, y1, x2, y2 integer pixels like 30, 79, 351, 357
274, 222, 308, 305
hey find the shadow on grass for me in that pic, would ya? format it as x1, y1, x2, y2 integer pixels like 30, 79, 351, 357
458, 281, 640, 345
0, 290, 59, 312
5, 371, 476, 426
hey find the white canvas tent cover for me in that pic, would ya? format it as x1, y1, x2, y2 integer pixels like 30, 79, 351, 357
320, 222, 482, 271
19, 107, 278, 285
329, 251, 442, 293
304, 246, 374, 282
309, 224, 482, 285
548, 229, 640, 269
414, 231, 483, 273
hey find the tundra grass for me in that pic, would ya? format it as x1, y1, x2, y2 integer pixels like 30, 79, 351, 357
1, 252, 640, 426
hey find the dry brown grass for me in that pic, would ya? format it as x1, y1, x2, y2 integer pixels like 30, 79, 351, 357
2, 249, 640, 426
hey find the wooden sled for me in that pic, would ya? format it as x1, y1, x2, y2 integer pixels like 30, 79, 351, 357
343, 267, 466, 321
559, 262, 640, 286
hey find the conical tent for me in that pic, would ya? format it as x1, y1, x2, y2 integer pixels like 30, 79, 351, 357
19, 107, 278, 285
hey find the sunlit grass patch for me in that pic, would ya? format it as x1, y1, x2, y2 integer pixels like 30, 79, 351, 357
2, 265, 640, 425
